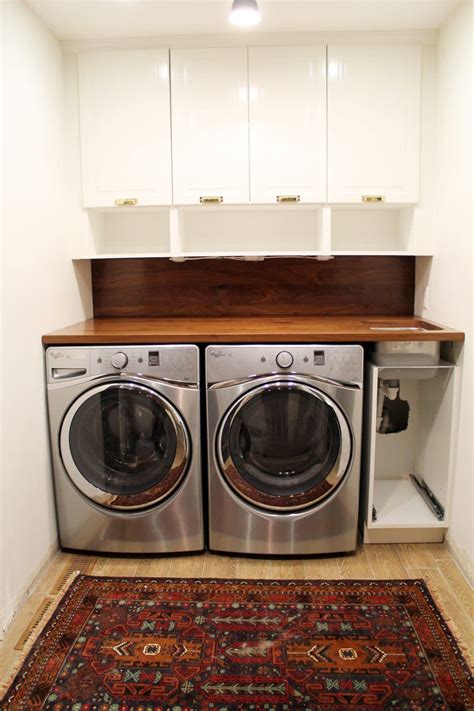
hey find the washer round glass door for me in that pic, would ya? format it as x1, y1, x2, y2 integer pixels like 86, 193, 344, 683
60, 381, 190, 510
218, 381, 352, 511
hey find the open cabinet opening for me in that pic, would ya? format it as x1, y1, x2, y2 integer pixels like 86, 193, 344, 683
176, 206, 325, 256
85, 209, 171, 257
363, 363, 457, 543
331, 206, 415, 253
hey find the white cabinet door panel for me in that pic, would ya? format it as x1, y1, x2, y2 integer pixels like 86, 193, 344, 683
328, 45, 421, 203
249, 46, 326, 204
78, 50, 172, 208
171, 48, 249, 205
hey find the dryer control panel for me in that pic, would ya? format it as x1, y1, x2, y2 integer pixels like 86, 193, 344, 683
46, 345, 199, 384
206, 345, 363, 386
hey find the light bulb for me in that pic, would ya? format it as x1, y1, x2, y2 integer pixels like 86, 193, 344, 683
229, 0, 261, 27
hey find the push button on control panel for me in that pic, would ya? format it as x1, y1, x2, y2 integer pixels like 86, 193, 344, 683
276, 351, 293, 369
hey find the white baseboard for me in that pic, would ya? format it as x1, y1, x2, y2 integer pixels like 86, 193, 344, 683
0, 539, 59, 640
446, 535, 474, 587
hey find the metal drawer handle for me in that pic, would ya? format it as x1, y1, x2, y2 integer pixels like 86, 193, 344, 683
277, 195, 300, 203
115, 198, 138, 206
200, 196, 223, 204
362, 195, 385, 203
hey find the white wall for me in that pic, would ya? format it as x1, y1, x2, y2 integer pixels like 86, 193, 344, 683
417, 1, 473, 580
1, 0, 92, 635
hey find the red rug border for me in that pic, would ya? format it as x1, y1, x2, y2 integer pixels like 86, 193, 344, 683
2, 575, 473, 706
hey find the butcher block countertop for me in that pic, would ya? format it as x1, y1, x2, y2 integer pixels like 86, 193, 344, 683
42, 315, 464, 345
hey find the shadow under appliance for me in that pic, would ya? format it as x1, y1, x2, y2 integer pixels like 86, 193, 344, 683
206, 345, 364, 555
46, 345, 203, 553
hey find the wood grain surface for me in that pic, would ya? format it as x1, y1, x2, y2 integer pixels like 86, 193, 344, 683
42, 315, 464, 344
91, 256, 415, 318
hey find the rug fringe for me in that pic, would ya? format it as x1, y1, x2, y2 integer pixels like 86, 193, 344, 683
423, 578, 474, 668
0, 569, 81, 697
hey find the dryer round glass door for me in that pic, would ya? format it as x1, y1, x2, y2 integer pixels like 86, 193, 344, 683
60, 382, 190, 510
218, 381, 352, 511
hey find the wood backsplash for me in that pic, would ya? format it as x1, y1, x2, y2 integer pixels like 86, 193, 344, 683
91, 256, 415, 318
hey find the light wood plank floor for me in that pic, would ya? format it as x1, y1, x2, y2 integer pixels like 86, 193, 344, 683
1, 543, 473, 693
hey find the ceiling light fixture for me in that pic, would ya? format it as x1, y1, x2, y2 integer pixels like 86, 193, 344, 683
229, 0, 261, 27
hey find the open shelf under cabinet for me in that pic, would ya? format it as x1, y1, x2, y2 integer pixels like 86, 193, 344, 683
73, 204, 432, 260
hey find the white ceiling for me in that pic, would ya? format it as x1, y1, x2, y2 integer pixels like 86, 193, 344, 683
26, 0, 459, 41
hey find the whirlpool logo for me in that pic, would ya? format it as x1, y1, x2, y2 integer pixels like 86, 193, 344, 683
50, 351, 86, 360
209, 349, 229, 359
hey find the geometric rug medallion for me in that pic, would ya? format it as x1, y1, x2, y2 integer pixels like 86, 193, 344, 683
2, 576, 473, 709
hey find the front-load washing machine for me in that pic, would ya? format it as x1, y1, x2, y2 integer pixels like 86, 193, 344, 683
46, 345, 203, 553
206, 344, 363, 555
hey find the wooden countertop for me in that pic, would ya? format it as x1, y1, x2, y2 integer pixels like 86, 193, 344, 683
42, 315, 464, 345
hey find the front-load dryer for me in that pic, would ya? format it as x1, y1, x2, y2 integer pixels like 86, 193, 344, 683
206, 344, 363, 555
46, 345, 203, 553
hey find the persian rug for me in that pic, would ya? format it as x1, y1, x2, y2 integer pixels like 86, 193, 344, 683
2, 576, 473, 710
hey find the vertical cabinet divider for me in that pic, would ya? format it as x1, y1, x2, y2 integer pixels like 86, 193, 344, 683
321, 206, 332, 255
169, 207, 183, 260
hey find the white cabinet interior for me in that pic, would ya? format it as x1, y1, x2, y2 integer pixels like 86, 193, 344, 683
77, 205, 331, 259
328, 45, 421, 204
171, 48, 249, 205
75, 204, 433, 259
78, 50, 172, 208
85, 208, 171, 257
248, 46, 326, 204
362, 362, 458, 543
330, 205, 424, 254
172, 205, 330, 257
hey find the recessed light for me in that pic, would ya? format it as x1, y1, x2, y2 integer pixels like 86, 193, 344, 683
229, 0, 261, 27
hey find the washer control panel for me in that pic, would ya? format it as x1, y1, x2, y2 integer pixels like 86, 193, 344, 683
206, 345, 364, 385
46, 345, 199, 384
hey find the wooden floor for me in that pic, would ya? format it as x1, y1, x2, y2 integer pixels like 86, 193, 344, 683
1, 543, 473, 693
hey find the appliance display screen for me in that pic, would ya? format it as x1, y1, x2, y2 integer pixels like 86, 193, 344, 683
148, 351, 160, 366
313, 350, 325, 366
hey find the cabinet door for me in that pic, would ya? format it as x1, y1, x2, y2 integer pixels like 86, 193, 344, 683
78, 50, 172, 208
249, 46, 326, 204
328, 45, 421, 203
171, 48, 249, 205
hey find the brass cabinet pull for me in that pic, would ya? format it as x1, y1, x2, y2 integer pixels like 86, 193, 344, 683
362, 195, 385, 203
200, 196, 223, 204
115, 198, 138, 206
277, 195, 300, 203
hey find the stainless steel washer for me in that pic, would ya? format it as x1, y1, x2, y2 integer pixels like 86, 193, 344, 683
46, 345, 203, 553
206, 345, 364, 555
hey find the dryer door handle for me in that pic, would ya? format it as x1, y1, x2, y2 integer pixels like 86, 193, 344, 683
209, 373, 362, 391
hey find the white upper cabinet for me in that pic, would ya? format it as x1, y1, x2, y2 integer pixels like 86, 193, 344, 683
328, 45, 421, 204
78, 50, 172, 208
171, 48, 249, 205
249, 46, 326, 204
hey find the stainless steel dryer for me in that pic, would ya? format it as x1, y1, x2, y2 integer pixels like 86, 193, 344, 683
46, 345, 203, 553
206, 345, 363, 555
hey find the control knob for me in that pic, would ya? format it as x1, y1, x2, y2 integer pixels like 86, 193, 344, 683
276, 351, 293, 369
111, 352, 128, 370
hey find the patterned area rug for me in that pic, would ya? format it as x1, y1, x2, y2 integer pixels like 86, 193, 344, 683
2, 576, 473, 709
